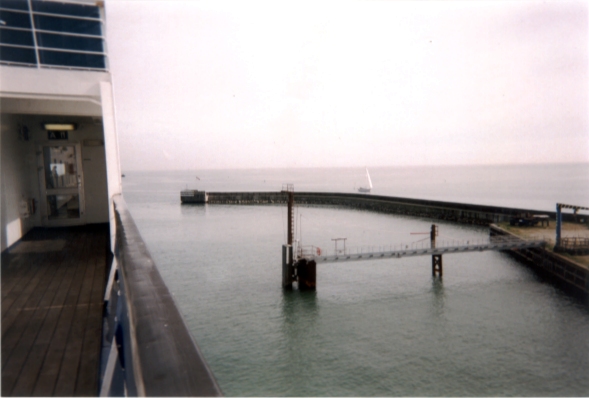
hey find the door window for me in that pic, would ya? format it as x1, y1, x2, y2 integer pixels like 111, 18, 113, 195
43, 146, 78, 189
41, 145, 83, 223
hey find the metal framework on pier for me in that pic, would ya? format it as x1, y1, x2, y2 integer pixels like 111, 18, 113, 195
305, 235, 546, 264
556, 203, 589, 247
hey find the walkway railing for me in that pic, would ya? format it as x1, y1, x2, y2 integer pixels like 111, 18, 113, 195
301, 235, 546, 264
100, 195, 222, 396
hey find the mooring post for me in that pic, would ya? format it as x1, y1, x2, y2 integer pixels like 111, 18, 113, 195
431, 224, 442, 277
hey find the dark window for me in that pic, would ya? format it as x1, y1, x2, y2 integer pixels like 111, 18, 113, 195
0, 0, 30, 12
36, 32, 103, 52
31, 0, 100, 19
0, 9, 32, 29
39, 48, 105, 69
0, 44, 36, 64
34, 14, 102, 36
0, 1, 106, 69
0, 27, 34, 46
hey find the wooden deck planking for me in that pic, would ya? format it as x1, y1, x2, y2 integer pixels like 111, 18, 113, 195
31, 235, 90, 397
75, 239, 108, 395
1, 254, 57, 371
3, 231, 86, 395
34, 231, 91, 397
8, 249, 72, 396
1, 252, 37, 303
10, 232, 88, 397
2, 225, 109, 397
1, 252, 53, 335
54, 233, 96, 396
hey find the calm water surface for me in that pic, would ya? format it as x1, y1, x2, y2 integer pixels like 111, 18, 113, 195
123, 164, 589, 396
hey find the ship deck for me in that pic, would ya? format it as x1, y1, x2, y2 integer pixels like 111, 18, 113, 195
1, 224, 110, 396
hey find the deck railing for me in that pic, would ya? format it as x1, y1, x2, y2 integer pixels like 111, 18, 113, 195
100, 195, 222, 396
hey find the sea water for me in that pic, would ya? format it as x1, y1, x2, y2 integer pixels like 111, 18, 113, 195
123, 164, 589, 396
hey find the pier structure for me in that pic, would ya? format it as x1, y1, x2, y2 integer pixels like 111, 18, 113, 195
277, 189, 546, 290
203, 191, 572, 226
186, 190, 589, 296
556, 203, 589, 251
490, 225, 589, 297
301, 233, 546, 264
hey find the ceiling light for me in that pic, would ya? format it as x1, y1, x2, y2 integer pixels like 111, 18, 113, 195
43, 123, 77, 131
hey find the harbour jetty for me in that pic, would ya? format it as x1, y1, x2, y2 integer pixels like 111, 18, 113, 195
183, 190, 582, 225
491, 223, 589, 297
182, 190, 589, 297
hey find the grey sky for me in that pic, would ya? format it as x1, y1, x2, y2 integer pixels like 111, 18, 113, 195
106, 1, 588, 171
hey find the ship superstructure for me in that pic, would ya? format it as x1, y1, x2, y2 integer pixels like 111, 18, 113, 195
1, 1, 220, 395
1, 0, 121, 248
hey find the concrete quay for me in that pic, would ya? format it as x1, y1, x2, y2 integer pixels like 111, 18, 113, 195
490, 224, 589, 297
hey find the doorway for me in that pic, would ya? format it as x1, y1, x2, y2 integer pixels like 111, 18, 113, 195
38, 143, 85, 226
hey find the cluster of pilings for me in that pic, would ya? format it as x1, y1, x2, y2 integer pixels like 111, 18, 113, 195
282, 244, 316, 290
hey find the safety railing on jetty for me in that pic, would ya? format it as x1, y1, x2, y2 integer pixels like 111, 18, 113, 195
297, 245, 323, 258
301, 235, 547, 264
100, 195, 222, 396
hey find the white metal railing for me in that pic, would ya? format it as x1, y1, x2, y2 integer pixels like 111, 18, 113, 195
305, 235, 547, 263
297, 245, 322, 259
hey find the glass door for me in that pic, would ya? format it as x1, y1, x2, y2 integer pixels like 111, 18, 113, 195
39, 143, 85, 226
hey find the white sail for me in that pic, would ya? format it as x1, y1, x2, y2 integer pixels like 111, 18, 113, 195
357, 168, 372, 193
366, 168, 373, 189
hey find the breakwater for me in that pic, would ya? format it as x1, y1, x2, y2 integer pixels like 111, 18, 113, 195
199, 191, 573, 225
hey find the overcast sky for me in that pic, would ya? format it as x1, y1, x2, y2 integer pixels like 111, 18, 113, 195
105, 0, 588, 171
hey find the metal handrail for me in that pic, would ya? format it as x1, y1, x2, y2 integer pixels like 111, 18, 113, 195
309, 235, 547, 263
100, 195, 222, 396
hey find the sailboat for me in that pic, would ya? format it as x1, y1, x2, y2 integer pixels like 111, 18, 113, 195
358, 167, 373, 193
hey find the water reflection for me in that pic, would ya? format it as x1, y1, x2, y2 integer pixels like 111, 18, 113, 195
278, 289, 319, 393
430, 277, 446, 318
180, 203, 208, 217
280, 289, 319, 345
281, 289, 318, 323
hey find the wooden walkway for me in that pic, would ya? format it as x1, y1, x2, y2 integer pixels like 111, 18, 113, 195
2, 224, 110, 396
